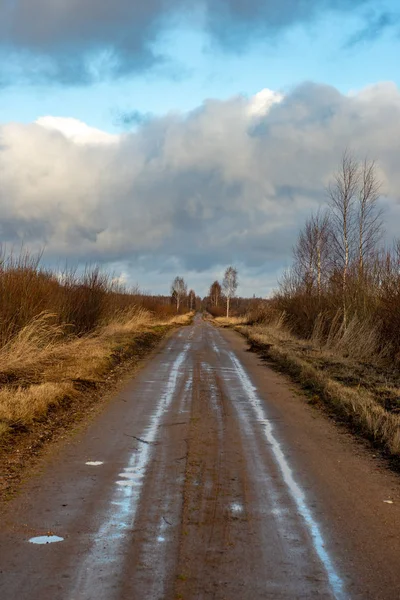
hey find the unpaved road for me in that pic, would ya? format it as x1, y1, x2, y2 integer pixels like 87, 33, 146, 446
1, 316, 400, 599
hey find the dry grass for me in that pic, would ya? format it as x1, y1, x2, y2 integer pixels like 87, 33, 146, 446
160, 311, 195, 326
99, 306, 153, 336
310, 311, 389, 362
0, 250, 194, 440
0, 251, 187, 345
213, 316, 247, 327
0, 313, 67, 381
0, 306, 189, 437
0, 383, 77, 427
232, 314, 400, 457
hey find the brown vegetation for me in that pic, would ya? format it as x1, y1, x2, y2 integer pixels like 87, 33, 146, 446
235, 312, 400, 457
275, 151, 400, 359
210, 154, 400, 460
213, 302, 400, 456
0, 251, 192, 439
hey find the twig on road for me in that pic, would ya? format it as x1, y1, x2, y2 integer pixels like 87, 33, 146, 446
174, 454, 187, 461
124, 433, 157, 445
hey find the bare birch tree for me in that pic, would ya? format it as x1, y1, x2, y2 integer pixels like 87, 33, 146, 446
312, 211, 331, 298
328, 150, 359, 324
222, 266, 238, 318
293, 211, 331, 297
293, 219, 316, 295
357, 158, 383, 281
209, 280, 222, 308
171, 276, 187, 312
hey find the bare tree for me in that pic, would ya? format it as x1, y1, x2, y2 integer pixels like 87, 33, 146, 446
222, 266, 238, 318
311, 211, 331, 298
209, 280, 222, 308
188, 289, 196, 311
171, 276, 187, 312
357, 158, 383, 281
328, 150, 359, 324
293, 211, 331, 298
293, 218, 317, 295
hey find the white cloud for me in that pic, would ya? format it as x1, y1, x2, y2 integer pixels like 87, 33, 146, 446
36, 116, 119, 145
1, 83, 400, 295
247, 88, 283, 116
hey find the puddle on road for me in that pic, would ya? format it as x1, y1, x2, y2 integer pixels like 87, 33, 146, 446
230, 502, 244, 514
116, 470, 142, 487
85, 461, 103, 466
29, 535, 64, 544
155, 515, 169, 544
212, 341, 220, 355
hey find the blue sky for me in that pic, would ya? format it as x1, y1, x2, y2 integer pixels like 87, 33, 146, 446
0, 0, 400, 295
1, 1, 399, 131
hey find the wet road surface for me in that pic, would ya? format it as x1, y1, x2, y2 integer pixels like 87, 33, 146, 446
1, 316, 400, 599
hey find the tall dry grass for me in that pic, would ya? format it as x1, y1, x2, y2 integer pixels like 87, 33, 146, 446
275, 230, 400, 364
310, 311, 388, 362
213, 315, 248, 327
0, 250, 183, 345
0, 251, 191, 437
231, 307, 400, 456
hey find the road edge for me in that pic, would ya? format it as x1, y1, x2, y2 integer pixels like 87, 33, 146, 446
0, 324, 182, 505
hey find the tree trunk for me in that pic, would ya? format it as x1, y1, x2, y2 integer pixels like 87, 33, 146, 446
343, 239, 348, 328
226, 296, 230, 318
358, 221, 364, 283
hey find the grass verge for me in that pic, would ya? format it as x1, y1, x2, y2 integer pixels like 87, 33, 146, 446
0, 310, 193, 501
214, 315, 400, 459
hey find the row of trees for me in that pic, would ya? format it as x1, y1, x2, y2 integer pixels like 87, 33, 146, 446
170, 266, 239, 317
207, 266, 238, 317
277, 150, 400, 358
170, 277, 198, 312
289, 151, 382, 322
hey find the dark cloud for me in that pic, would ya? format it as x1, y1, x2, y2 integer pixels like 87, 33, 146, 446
0, 0, 174, 84
0, 0, 373, 84
0, 216, 53, 243
115, 110, 154, 128
206, 0, 370, 48
344, 10, 399, 48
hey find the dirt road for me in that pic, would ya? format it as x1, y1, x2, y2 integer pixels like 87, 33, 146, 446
1, 315, 399, 599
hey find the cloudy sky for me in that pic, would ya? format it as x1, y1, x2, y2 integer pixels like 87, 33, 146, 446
1, 0, 400, 296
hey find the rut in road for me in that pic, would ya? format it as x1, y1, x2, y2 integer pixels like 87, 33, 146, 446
0, 316, 348, 599
174, 322, 343, 600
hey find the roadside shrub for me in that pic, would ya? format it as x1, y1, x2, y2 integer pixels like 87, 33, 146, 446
0, 250, 187, 347
245, 301, 279, 326
207, 305, 226, 318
